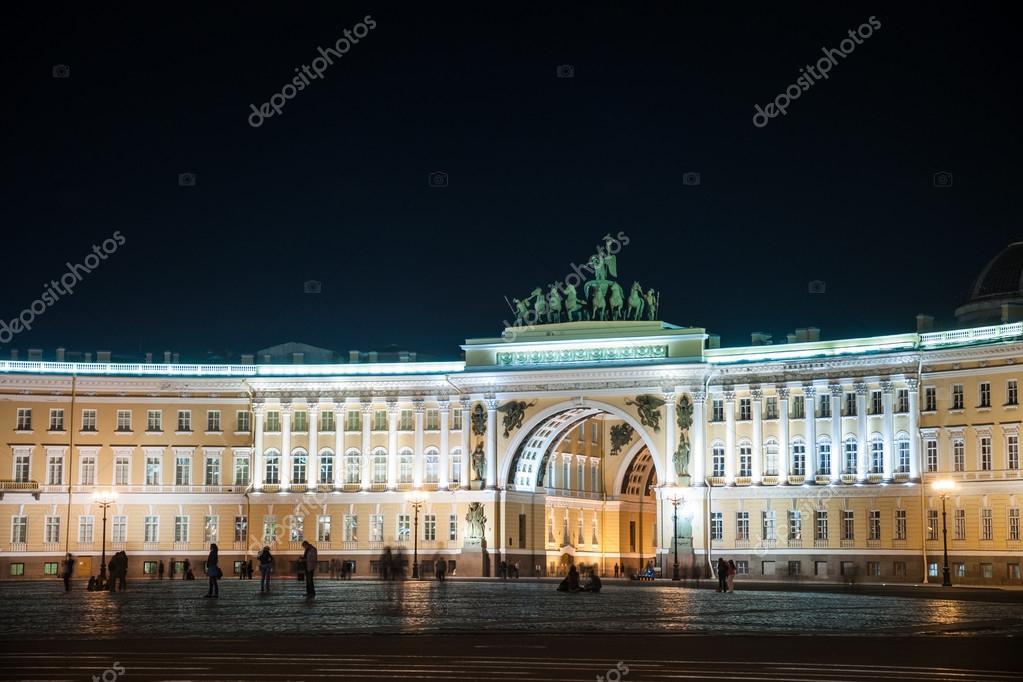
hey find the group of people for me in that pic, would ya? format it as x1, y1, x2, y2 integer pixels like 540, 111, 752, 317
556, 564, 602, 593
716, 558, 738, 593
498, 560, 520, 579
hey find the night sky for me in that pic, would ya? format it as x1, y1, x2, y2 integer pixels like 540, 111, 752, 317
2, 3, 1018, 361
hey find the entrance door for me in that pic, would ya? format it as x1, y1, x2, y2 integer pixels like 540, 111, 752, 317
75, 556, 92, 576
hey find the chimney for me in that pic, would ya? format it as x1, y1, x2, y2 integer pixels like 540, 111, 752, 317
916, 314, 934, 332
399, 351, 409, 362
241, 354, 254, 365
262, 353, 272, 364
807, 327, 820, 342
707, 334, 720, 349
163, 351, 172, 364
786, 333, 797, 344
28, 348, 43, 361
292, 352, 304, 364
97, 351, 111, 363
56, 347, 66, 362
172, 353, 180, 363
1001, 303, 1023, 323
409, 352, 417, 362
349, 350, 360, 363
368, 351, 378, 362
750, 332, 772, 346
795, 328, 809, 343
84, 352, 93, 363
144, 352, 153, 364
9, 349, 18, 360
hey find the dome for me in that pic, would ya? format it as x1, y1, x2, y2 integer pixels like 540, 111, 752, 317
955, 242, 1023, 325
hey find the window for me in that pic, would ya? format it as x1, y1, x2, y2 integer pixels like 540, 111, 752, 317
234, 454, 250, 485
792, 396, 805, 419
819, 398, 831, 418
711, 399, 724, 422
320, 410, 335, 432
817, 440, 831, 476
926, 439, 938, 473
44, 562, 59, 576
236, 410, 251, 432
953, 439, 965, 472
319, 451, 334, 485
292, 450, 307, 485
370, 515, 384, 542
842, 510, 854, 541
981, 508, 993, 540
979, 436, 992, 471
450, 450, 462, 485
791, 440, 806, 477
112, 515, 127, 543
11, 516, 27, 544
452, 408, 463, 431
174, 454, 191, 486
1010, 508, 1020, 541
738, 398, 751, 421
262, 516, 279, 543
424, 514, 437, 541
735, 560, 749, 575
114, 455, 130, 485
844, 437, 858, 474
449, 514, 458, 541
844, 392, 856, 417
1009, 435, 1020, 470
762, 561, 776, 576
49, 408, 65, 431
871, 390, 882, 415
13, 452, 30, 483
145, 456, 161, 485
205, 454, 221, 486
289, 516, 304, 542
788, 560, 801, 577
203, 515, 218, 543
869, 437, 883, 475
897, 436, 910, 474
841, 561, 856, 576
45, 516, 60, 544
711, 444, 725, 477
868, 510, 881, 540
951, 384, 964, 410
928, 562, 939, 578
345, 450, 361, 485
116, 410, 132, 432
347, 410, 361, 431
1008, 379, 1019, 406
399, 449, 413, 484
815, 561, 829, 577
265, 411, 281, 432
264, 450, 280, 485
207, 411, 221, 432
927, 510, 938, 540
81, 409, 97, 432
147, 410, 162, 432
10, 563, 24, 576
815, 510, 828, 541
399, 409, 413, 431
78, 516, 94, 543
374, 410, 387, 431
738, 443, 752, 477
177, 410, 191, 432
710, 512, 722, 540
79, 455, 96, 485
425, 409, 439, 431
788, 511, 802, 540
343, 514, 358, 542
317, 515, 331, 542
895, 509, 907, 541
736, 511, 749, 540
954, 509, 966, 540
924, 386, 937, 412
979, 382, 991, 408
397, 514, 411, 541
424, 450, 439, 484
234, 516, 247, 543
47, 453, 64, 485
765, 397, 778, 419
762, 510, 776, 541
867, 561, 880, 577
981, 563, 993, 579
896, 389, 909, 413
293, 411, 307, 432
955, 563, 966, 577
16, 408, 32, 431
174, 516, 189, 542
894, 561, 907, 577
764, 440, 779, 476
372, 450, 387, 485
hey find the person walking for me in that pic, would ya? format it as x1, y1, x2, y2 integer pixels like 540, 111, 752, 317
302, 540, 318, 598
62, 553, 75, 592
158, 560, 165, 580
726, 559, 737, 593
183, 558, 191, 580
258, 546, 273, 593
169, 558, 177, 580
247, 559, 254, 580
204, 543, 221, 598
116, 551, 128, 591
716, 558, 728, 593
613, 562, 619, 579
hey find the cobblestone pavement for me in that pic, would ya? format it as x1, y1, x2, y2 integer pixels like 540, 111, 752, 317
2, 578, 1021, 638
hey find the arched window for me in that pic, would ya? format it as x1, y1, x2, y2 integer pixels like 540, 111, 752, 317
738, 440, 752, 477
372, 448, 387, 485
424, 448, 439, 484
264, 449, 280, 485
895, 432, 910, 474
817, 437, 831, 476
318, 448, 334, 485
869, 434, 884, 474
291, 448, 307, 484
344, 449, 361, 485
791, 438, 806, 477
398, 448, 414, 484
844, 436, 858, 474
764, 439, 779, 476
449, 448, 462, 486
711, 441, 725, 477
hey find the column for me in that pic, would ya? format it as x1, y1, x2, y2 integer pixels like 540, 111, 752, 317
387, 400, 399, 490
908, 379, 921, 481
280, 402, 292, 491
692, 391, 706, 484
307, 402, 319, 488
459, 401, 471, 489
438, 400, 450, 488
413, 400, 425, 488
881, 381, 895, 481
663, 392, 677, 486
855, 383, 868, 481
829, 385, 842, 483
360, 401, 372, 491
804, 386, 817, 483
253, 403, 265, 491
485, 399, 498, 488
751, 388, 763, 484
777, 387, 790, 482
724, 391, 736, 485
333, 404, 344, 489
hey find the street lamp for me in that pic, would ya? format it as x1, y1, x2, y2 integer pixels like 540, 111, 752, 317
407, 491, 426, 580
663, 486, 685, 581
92, 489, 117, 587
932, 479, 956, 587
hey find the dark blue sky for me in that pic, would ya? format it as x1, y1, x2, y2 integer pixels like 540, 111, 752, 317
2, 3, 1018, 360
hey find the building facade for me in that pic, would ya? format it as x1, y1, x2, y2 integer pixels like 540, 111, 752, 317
1, 318, 1021, 584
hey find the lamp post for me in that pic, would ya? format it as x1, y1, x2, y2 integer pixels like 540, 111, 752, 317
407, 491, 426, 580
933, 479, 955, 587
92, 489, 117, 587
663, 486, 684, 581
